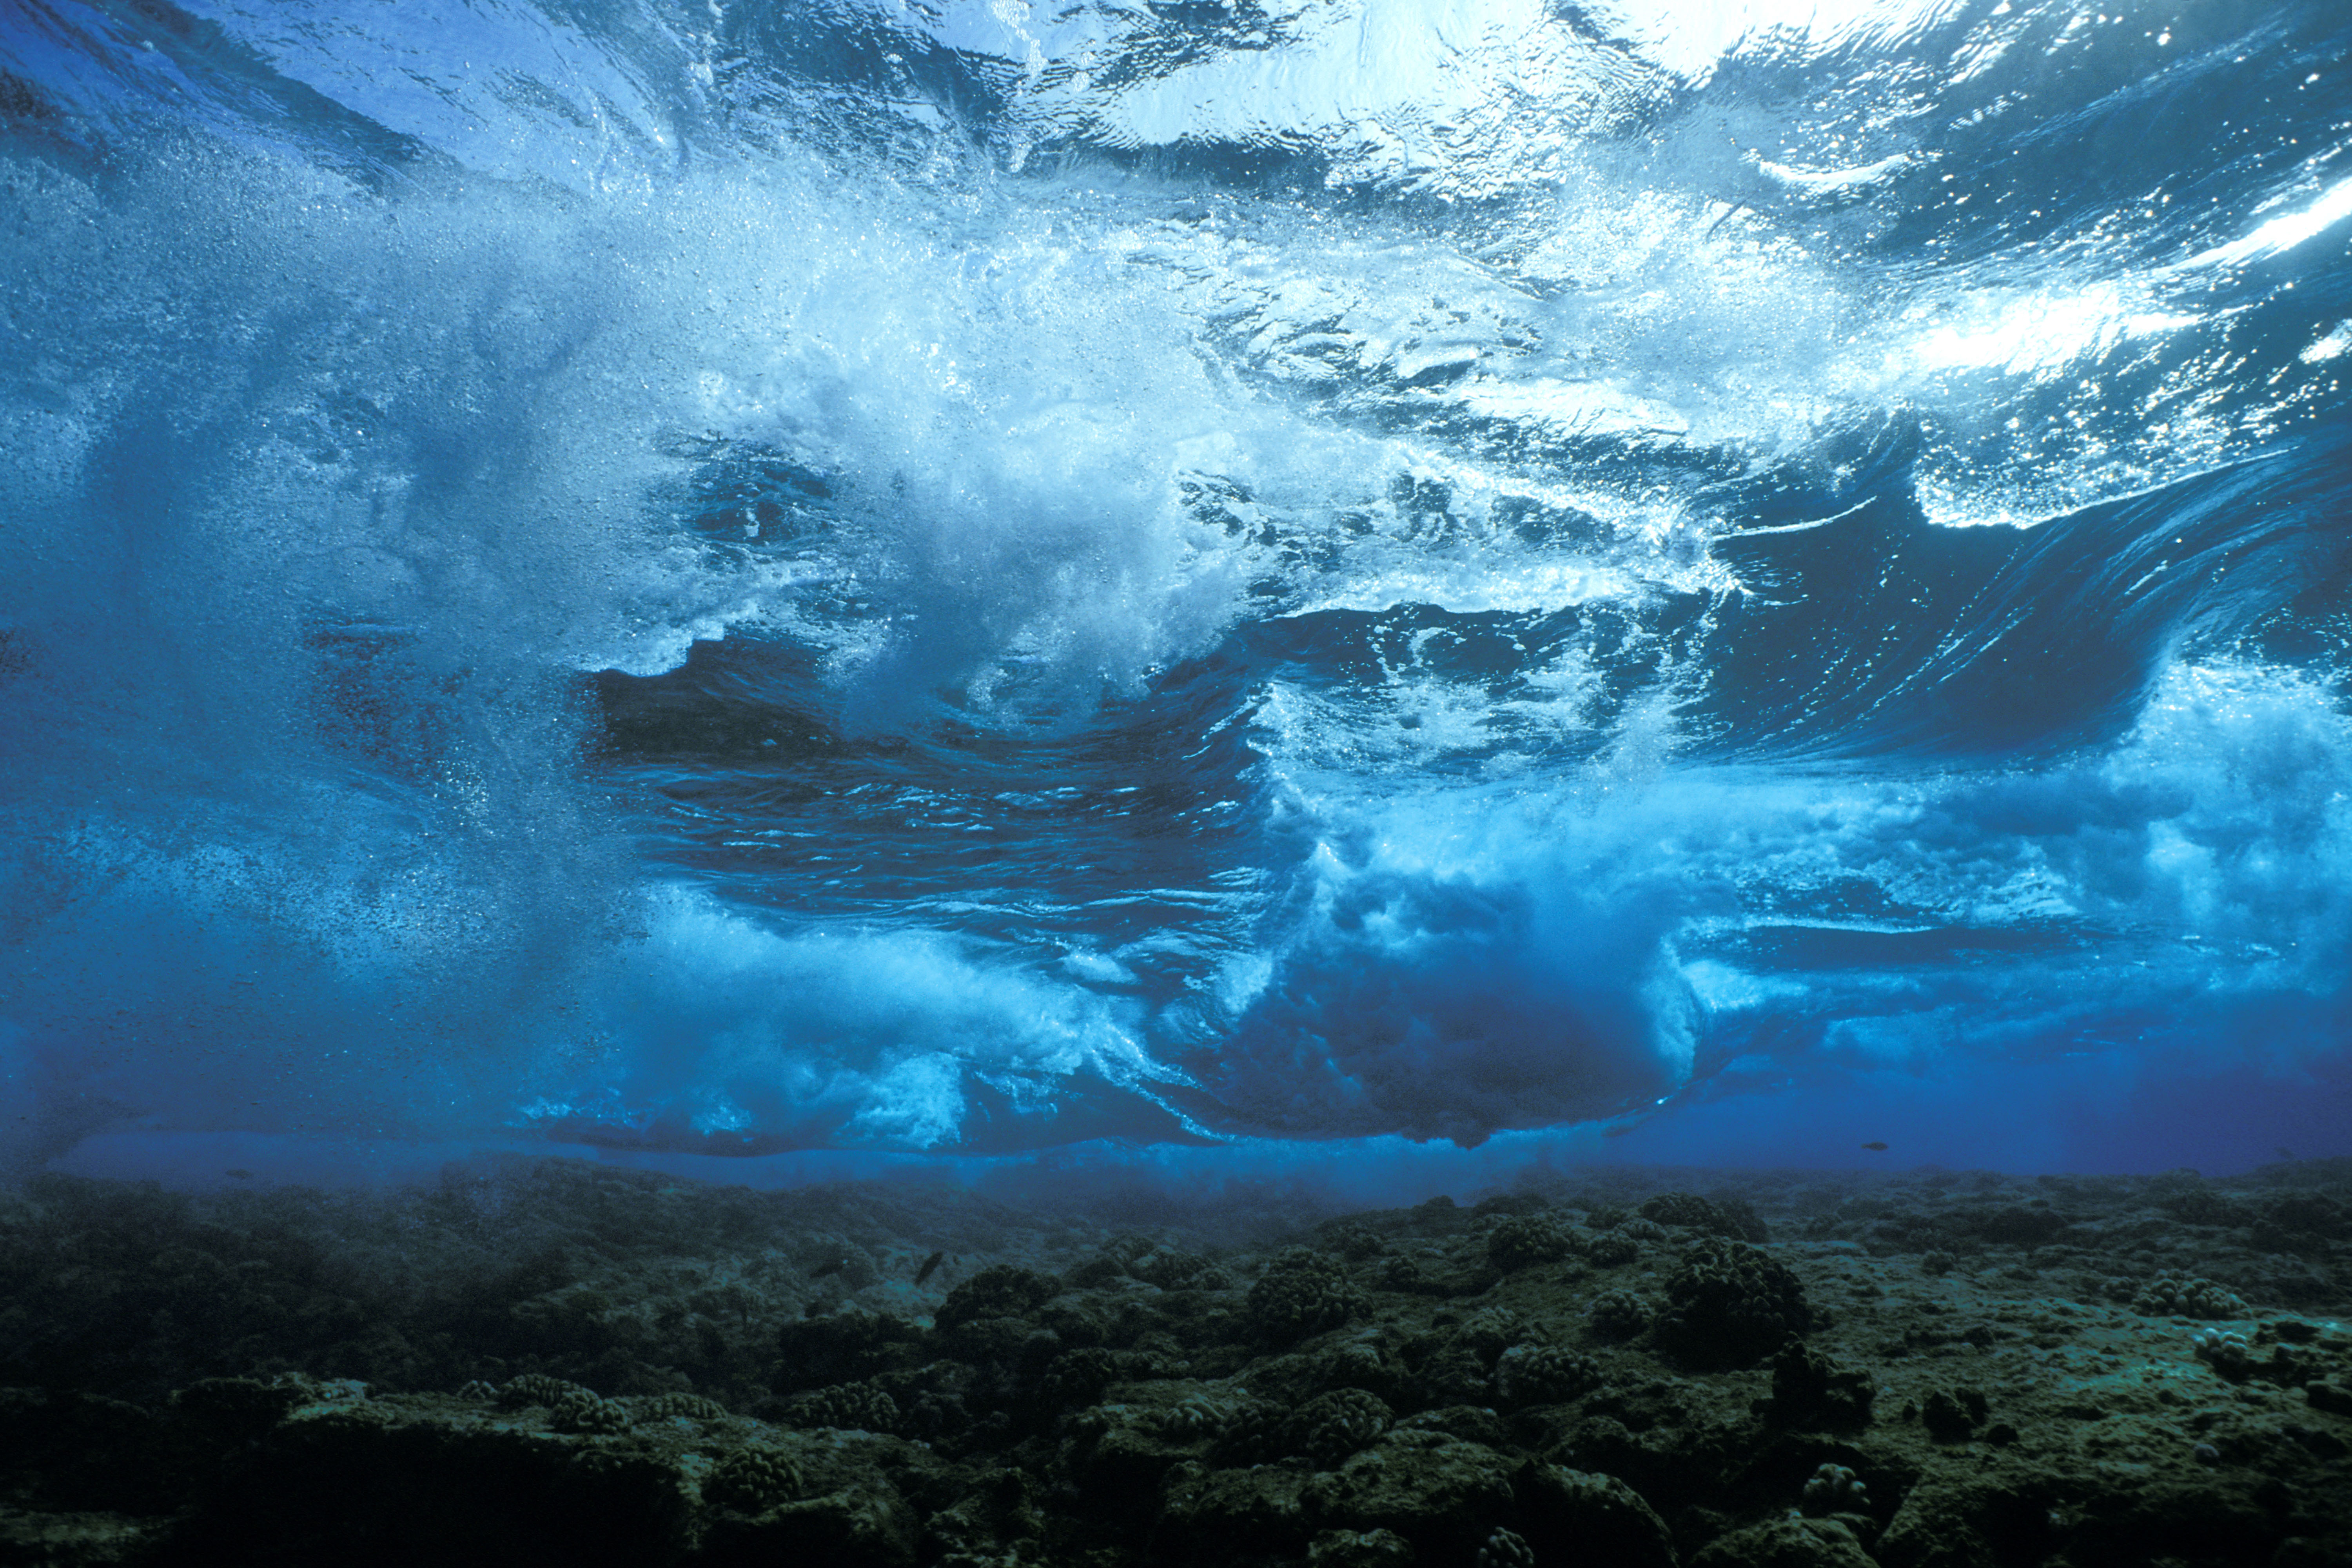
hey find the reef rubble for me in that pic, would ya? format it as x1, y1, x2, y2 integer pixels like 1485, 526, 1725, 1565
2, 1156, 2348, 1565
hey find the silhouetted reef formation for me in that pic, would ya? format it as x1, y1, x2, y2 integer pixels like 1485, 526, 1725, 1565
3, 1157, 2350, 1565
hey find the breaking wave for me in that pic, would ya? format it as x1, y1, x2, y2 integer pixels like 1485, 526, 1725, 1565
4, 0, 2352, 1178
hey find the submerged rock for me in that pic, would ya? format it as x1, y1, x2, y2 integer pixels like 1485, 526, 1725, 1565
3, 1157, 2350, 1566
1247, 1250, 1369, 1346
1691, 1515, 1876, 1568
1655, 1239, 1815, 1370
1301, 1429, 1518, 1559
1514, 1464, 1676, 1568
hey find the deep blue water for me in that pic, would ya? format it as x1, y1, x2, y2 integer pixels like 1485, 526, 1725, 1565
5, 0, 2352, 1191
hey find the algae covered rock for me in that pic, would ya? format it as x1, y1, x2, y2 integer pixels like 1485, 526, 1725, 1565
2, 1387, 179, 1515
703, 1444, 806, 1513
1513, 1463, 1675, 1568
1451, 1307, 1533, 1365
1301, 1428, 1517, 1559
775, 1310, 924, 1392
1477, 1524, 1537, 1567
1402, 1336, 1492, 1407
1308, 1526, 1416, 1566
1298, 1332, 1405, 1404
1485, 1213, 1580, 1273
1639, 1191, 1759, 1241
2157, 1182, 2248, 1227
1208, 1394, 1292, 1466
1963, 1203, 2069, 1246
2191, 1327, 2255, 1376
1655, 1238, 1814, 1370
1065, 1389, 1232, 1495
170, 1376, 312, 1445
1764, 1340, 1875, 1430
1063, 1254, 1129, 1289
1395, 1405, 1512, 1450
2133, 1272, 2247, 1319
1587, 1231, 1643, 1268
2264, 1192, 2348, 1233
1492, 1343, 1601, 1408
1321, 1223, 1391, 1262
935, 1266, 1062, 1333
1131, 1245, 1224, 1289
1875, 1477, 2054, 1568
2255, 1193, 2350, 1256
925, 1467, 1048, 1566
698, 1427, 944, 1568
496, 1372, 590, 1410
2306, 1379, 2352, 1417
549, 1388, 634, 1434
1918, 1385, 1988, 1442
11, 1153, 2351, 1568
1247, 1250, 1367, 1345
1692, 1515, 1876, 1568
1157, 1459, 1316, 1562
1290, 1388, 1394, 1466
1799, 1462, 1870, 1517
1588, 1289, 1653, 1341
1035, 1345, 1121, 1411
699, 1483, 921, 1568
786, 1379, 901, 1434
172, 1397, 699, 1568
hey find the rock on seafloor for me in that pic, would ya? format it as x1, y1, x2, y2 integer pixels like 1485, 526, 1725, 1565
1, 1157, 2350, 1565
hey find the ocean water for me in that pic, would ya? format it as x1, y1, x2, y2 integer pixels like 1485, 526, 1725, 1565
3, 0, 2350, 1196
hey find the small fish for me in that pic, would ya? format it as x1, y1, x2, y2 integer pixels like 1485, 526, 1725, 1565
1860, 1142, 1889, 1152
810, 1256, 846, 1280
914, 1250, 946, 1286
224, 1169, 254, 1179
2276, 1147, 2297, 1161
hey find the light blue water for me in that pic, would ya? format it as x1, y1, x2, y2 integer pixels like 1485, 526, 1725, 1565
4, 0, 2350, 1189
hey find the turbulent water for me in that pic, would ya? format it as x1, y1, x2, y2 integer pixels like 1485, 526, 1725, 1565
4, 0, 2352, 1183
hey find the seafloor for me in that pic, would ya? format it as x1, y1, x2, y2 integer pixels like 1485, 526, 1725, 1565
2, 1155, 2348, 1566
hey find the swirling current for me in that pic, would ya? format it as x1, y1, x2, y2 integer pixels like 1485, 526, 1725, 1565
3, 0, 2351, 1190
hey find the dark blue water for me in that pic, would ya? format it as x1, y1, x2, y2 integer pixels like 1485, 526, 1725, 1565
4, 0, 2351, 1191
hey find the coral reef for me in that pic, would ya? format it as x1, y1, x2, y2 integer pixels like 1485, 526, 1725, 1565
1308, 1528, 1415, 1566
773, 1310, 924, 1393
1637, 1192, 1756, 1241
1800, 1461, 1870, 1516
1764, 1339, 1876, 1430
497, 1373, 591, 1410
934, 1265, 1063, 1333
548, 1387, 633, 1434
1918, 1384, 1989, 1441
702, 1445, 805, 1513
783, 1379, 900, 1433
1484, 1214, 1580, 1274
1586, 1289, 1653, 1341
1290, 1388, 1394, 1466
1654, 1239, 1815, 1370
2191, 1327, 2255, 1377
1585, 1231, 1644, 1268
1692, 1515, 1877, 1568
1475, 1524, 1535, 1567
2135, 1273, 2250, 1319
1491, 1343, 1601, 1407
1, 1156, 2349, 1566
1245, 1249, 1367, 1345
